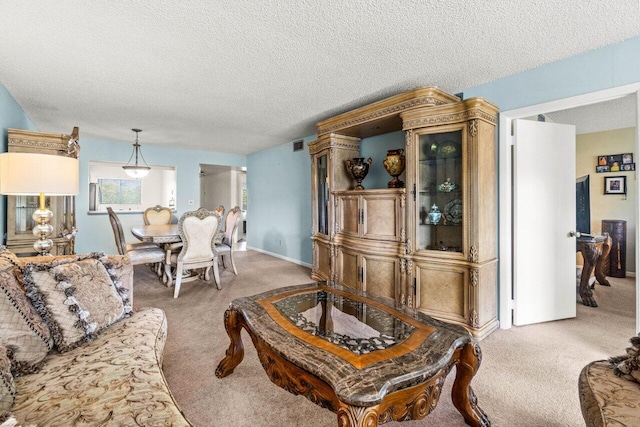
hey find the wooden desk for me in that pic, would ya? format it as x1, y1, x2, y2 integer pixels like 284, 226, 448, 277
576, 235, 612, 307
216, 282, 489, 427
131, 224, 181, 286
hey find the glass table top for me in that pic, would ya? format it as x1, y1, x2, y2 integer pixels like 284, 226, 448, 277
272, 289, 415, 356
233, 283, 473, 404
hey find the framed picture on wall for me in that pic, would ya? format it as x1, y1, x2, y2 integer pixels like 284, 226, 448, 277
622, 153, 633, 164
596, 165, 610, 173
604, 176, 626, 195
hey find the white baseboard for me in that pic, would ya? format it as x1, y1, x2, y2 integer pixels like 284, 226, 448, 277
247, 246, 312, 268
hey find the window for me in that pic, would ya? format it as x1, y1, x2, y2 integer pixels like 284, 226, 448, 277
88, 161, 176, 213
98, 178, 142, 204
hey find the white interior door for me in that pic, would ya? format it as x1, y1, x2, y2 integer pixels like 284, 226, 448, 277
513, 119, 576, 325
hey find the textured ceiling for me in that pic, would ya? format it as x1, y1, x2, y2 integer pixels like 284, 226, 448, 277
0, 1, 639, 155
545, 95, 637, 134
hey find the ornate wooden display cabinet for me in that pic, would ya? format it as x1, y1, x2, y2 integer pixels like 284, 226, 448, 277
601, 219, 626, 277
309, 88, 499, 338
5, 128, 78, 256
401, 98, 499, 338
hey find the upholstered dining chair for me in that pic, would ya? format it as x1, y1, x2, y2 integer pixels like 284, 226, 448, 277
107, 207, 165, 269
216, 206, 242, 275
213, 205, 225, 217
212, 205, 225, 244
169, 208, 222, 298
143, 205, 173, 225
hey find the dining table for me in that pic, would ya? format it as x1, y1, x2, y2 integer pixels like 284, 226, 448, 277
131, 224, 181, 286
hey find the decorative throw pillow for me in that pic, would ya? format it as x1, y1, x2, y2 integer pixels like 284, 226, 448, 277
610, 335, 640, 382
0, 253, 53, 376
0, 341, 15, 423
23, 253, 132, 353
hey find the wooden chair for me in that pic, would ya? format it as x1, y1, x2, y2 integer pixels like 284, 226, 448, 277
169, 208, 222, 298
107, 207, 165, 268
143, 205, 173, 225
216, 206, 242, 275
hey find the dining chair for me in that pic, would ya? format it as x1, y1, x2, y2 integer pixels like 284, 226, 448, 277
216, 206, 242, 275
143, 205, 173, 225
106, 207, 165, 269
212, 205, 225, 244
169, 208, 222, 298
213, 205, 225, 217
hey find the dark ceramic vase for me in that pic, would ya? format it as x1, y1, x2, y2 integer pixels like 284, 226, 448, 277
345, 157, 372, 190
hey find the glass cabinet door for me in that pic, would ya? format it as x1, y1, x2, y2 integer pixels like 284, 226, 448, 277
417, 130, 463, 252
13, 195, 42, 236
316, 154, 328, 235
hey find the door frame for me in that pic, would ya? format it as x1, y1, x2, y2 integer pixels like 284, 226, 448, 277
498, 82, 640, 331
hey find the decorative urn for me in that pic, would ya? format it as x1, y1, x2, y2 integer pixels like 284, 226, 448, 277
428, 204, 442, 224
383, 149, 406, 188
345, 157, 372, 190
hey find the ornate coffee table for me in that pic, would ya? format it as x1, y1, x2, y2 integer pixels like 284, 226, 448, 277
215, 283, 489, 427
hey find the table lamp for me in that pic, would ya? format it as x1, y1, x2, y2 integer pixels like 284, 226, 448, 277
0, 152, 79, 255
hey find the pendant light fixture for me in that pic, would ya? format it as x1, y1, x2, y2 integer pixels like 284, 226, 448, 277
123, 128, 151, 178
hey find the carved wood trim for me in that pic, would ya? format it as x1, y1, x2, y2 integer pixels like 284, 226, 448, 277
470, 269, 479, 287
400, 99, 498, 131
8, 127, 79, 158
469, 309, 479, 328
469, 246, 479, 263
308, 134, 361, 155
405, 129, 413, 147
468, 119, 478, 137
402, 108, 497, 130
316, 88, 460, 136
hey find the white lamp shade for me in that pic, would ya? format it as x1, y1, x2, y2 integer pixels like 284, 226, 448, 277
0, 152, 79, 195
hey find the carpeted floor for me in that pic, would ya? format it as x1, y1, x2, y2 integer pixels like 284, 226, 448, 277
132, 250, 635, 426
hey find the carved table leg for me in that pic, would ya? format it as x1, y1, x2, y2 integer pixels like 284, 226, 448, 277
452, 342, 490, 427
578, 242, 598, 307
594, 235, 611, 287
215, 307, 245, 378
336, 404, 379, 427
164, 245, 173, 287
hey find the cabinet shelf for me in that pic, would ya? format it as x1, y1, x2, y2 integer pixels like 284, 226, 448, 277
419, 190, 462, 196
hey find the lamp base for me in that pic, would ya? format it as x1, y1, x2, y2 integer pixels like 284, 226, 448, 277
32, 195, 54, 256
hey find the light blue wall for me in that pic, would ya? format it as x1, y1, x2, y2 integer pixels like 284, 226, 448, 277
360, 131, 406, 189
464, 36, 640, 108
246, 136, 313, 265
0, 83, 37, 243
248, 35, 640, 266
3, 35, 640, 262
75, 139, 245, 254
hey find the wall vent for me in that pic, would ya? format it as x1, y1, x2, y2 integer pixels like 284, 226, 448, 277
293, 139, 304, 151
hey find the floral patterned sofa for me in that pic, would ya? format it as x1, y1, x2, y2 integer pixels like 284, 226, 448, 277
0, 249, 191, 426
579, 335, 640, 427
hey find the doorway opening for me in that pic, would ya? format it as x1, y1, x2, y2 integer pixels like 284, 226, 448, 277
199, 164, 247, 241
499, 83, 640, 333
